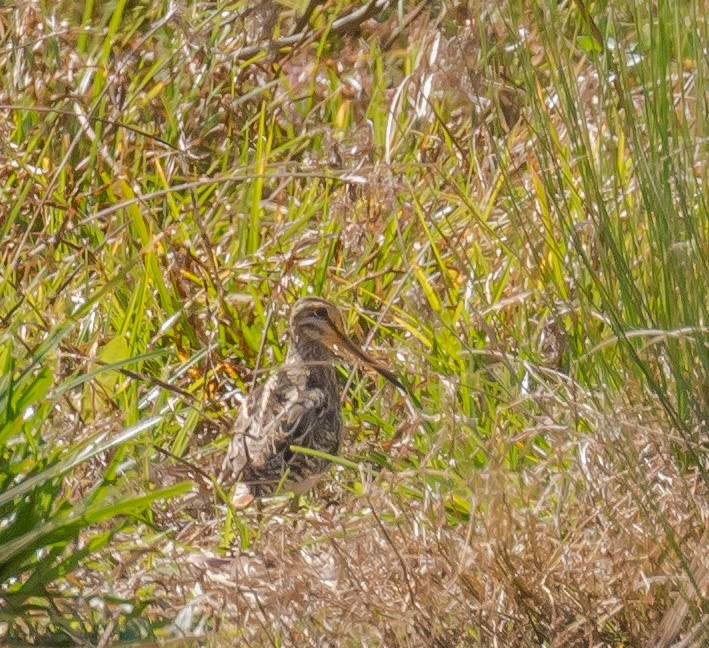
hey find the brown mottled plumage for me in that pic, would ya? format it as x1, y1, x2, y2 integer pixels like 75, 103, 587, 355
221, 297, 403, 497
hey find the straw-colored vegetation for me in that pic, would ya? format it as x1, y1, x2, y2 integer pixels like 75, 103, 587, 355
1, 0, 706, 645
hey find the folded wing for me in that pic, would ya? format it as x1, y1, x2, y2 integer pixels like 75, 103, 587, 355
222, 379, 336, 494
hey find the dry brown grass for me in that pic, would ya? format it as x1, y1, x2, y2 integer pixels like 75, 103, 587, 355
93, 384, 702, 646
1, 1, 707, 646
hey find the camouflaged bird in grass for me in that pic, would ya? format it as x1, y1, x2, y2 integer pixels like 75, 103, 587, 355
221, 297, 404, 502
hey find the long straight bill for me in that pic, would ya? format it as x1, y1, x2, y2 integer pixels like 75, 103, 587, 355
329, 324, 406, 392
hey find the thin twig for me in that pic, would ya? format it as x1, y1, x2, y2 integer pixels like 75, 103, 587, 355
233, 0, 391, 61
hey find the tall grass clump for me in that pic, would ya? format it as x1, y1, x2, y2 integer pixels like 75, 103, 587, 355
0, 0, 706, 645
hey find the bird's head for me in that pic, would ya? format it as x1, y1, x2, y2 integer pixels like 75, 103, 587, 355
289, 297, 404, 391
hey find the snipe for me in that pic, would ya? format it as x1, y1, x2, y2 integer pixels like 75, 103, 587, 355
221, 297, 403, 498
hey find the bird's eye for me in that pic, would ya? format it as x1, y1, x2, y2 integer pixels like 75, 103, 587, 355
314, 307, 329, 318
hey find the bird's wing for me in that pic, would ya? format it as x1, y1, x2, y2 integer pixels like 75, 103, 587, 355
221, 380, 327, 481
221, 388, 260, 479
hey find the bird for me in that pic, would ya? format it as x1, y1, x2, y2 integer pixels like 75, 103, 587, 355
221, 297, 404, 500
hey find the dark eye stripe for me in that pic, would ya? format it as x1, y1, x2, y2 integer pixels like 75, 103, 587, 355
314, 307, 328, 318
